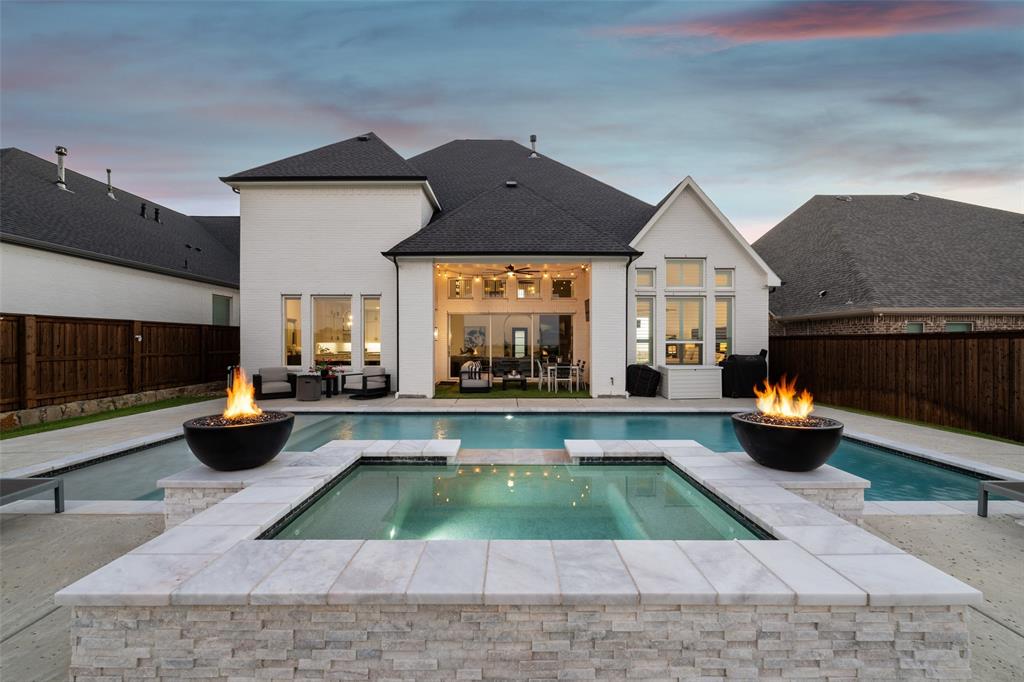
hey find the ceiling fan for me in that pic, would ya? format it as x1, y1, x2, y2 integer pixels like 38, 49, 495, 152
481, 264, 541, 276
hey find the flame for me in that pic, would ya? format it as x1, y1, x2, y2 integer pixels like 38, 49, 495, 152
754, 375, 814, 419
223, 368, 263, 420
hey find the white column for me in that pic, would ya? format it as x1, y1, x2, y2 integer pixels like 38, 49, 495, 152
589, 258, 628, 397
396, 259, 435, 396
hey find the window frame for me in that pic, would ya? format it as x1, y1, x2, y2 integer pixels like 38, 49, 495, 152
635, 268, 656, 289
714, 296, 734, 364
635, 296, 655, 366
483, 278, 507, 299
664, 296, 704, 366
312, 295, 353, 366
944, 321, 973, 333
362, 295, 382, 366
516, 278, 541, 299
714, 268, 735, 290
447, 277, 473, 300
551, 278, 575, 299
905, 321, 924, 334
282, 295, 302, 367
211, 294, 231, 326
665, 258, 705, 289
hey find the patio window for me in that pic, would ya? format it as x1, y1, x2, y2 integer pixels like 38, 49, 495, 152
282, 295, 302, 366
363, 296, 381, 365
905, 322, 924, 333
666, 258, 704, 288
313, 296, 352, 366
212, 294, 231, 326
945, 322, 973, 332
517, 278, 540, 299
715, 268, 734, 289
636, 268, 655, 288
552, 278, 574, 299
448, 278, 472, 299
483, 278, 506, 298
665, 296, 703, 365
715, 297, 733, 363
636, 297, 654, 366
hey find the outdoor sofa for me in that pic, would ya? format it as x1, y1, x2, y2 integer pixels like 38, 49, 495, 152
459, 362, 491, 393
348, 366, 391, 400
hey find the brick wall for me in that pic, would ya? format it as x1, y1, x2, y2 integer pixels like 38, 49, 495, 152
771, 313, 1024, 336
69, 603, 972, 680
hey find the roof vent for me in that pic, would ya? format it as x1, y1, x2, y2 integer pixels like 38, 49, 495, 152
357, 134, 370, 141
903, 193, 920, 201
140, 202, 147, 218
529, 134, 539, 159
55, 146, 70, 191
505, 179, 518, 188
153, 207, 161, 223
105, 169, 116, 200
834, 195, 852, 202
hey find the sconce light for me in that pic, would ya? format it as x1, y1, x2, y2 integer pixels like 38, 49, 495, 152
433, 326, 439, 341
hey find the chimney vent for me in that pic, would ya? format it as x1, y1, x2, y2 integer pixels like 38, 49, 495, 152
153, 207, 161, 223
357, 134, 370, 141
903, 193, 920, 201
55, 146, 70, 191
834, 195, 852, 202
140, 202, 147, 218
505, 179, 518, 188
529, 134, 538, 158
106, 169, 116, 200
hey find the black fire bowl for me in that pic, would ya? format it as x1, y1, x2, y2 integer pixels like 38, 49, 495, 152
183, 412, 294, 471
731, 412, 843, 473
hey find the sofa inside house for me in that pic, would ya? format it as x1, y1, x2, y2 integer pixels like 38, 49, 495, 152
254, 367, 296, 399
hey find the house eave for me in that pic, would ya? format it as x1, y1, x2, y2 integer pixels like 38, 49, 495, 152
221, 176, 442, 210
382, 249, 639, 259
1, 233, 240, 289
772, 306, 1024, 322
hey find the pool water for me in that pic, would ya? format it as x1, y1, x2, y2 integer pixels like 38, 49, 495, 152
43, 413, 990, 502
273, 464, 759, 541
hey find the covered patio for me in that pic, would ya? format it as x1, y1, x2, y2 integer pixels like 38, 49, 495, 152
433, 261, 592, 393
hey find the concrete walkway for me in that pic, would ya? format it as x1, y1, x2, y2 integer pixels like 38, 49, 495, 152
2, 394, 1020, 476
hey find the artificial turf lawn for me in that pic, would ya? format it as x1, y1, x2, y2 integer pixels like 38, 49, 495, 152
0, 394, 221, 440
433, 382, 589, 399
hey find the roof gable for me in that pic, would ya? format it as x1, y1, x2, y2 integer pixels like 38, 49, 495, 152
631, 177, 780, 285
1, 148, 239, 287
385, 180, 636, 256
221, 132, 425, 181
753, 194, 1024, 318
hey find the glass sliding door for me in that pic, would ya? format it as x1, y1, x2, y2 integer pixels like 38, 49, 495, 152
313, 296, 352, 366
447, 313, 576, 378
493, 314, 532, 375
538, 314, 573, 364
449, 314, 489, 377
362, 296, 381, 366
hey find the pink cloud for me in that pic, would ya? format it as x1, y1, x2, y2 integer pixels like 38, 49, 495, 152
610, 1, 1024, 44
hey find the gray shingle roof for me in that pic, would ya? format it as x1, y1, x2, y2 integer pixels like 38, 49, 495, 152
385, 180, 637, 256
403, 139, 655, 250
221, 132, 424, 181
753, 194, 1024, 319
1, 148, 239, 287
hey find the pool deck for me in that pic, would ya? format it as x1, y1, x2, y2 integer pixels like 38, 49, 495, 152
2, 394, 1022, 479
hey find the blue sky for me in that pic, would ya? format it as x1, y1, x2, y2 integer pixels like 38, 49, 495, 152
2, 1, 1022, 239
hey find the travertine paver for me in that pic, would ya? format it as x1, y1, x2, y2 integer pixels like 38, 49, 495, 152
551, 540, 637, 604
328, 540, 425, 604
171, 540, 298, 605
613, 540, 716, 604
678, 541, 795, 605
739, 540, 866, 605
250, 539, 363, 605
483, 540, 560, 605
406, 539, 487, 604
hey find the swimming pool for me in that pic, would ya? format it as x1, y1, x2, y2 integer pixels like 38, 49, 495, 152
272, 464, 761, 541
40, 412, 991, 502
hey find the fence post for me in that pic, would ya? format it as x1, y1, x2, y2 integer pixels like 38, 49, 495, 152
22, 315, 37, 409
131, 320, 143, 393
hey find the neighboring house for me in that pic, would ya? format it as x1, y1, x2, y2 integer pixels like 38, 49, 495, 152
753, 194, 1024, 336
0, 147, 240, 326
222, 132, 779, 398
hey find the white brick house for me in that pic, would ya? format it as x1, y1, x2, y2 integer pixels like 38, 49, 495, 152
223, 133, 779, 398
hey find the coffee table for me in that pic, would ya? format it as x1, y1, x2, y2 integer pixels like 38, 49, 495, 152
500, 375, 527, 390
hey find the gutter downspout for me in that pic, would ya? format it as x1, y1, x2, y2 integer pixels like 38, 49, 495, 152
386, 254, 400, 395
624, 252, 643, 398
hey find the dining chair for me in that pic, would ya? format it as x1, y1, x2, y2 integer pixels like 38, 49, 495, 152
554, 365, 573, 393
534, 359, 548, 391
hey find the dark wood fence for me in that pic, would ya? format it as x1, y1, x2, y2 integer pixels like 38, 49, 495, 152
769, 331, 1024, 442
0, 313, 239, 412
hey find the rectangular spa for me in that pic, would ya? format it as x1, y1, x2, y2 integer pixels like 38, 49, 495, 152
272, 463, 762, 541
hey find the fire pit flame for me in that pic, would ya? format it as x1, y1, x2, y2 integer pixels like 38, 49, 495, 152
754, 374, 813, 420
223, 367, 263, 420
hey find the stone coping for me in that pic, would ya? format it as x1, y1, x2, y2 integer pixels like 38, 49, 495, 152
3, 428, 182, 479
56, 440, 981, 610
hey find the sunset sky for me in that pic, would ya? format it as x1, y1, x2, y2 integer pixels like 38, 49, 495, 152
2, 1, 1022, 240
